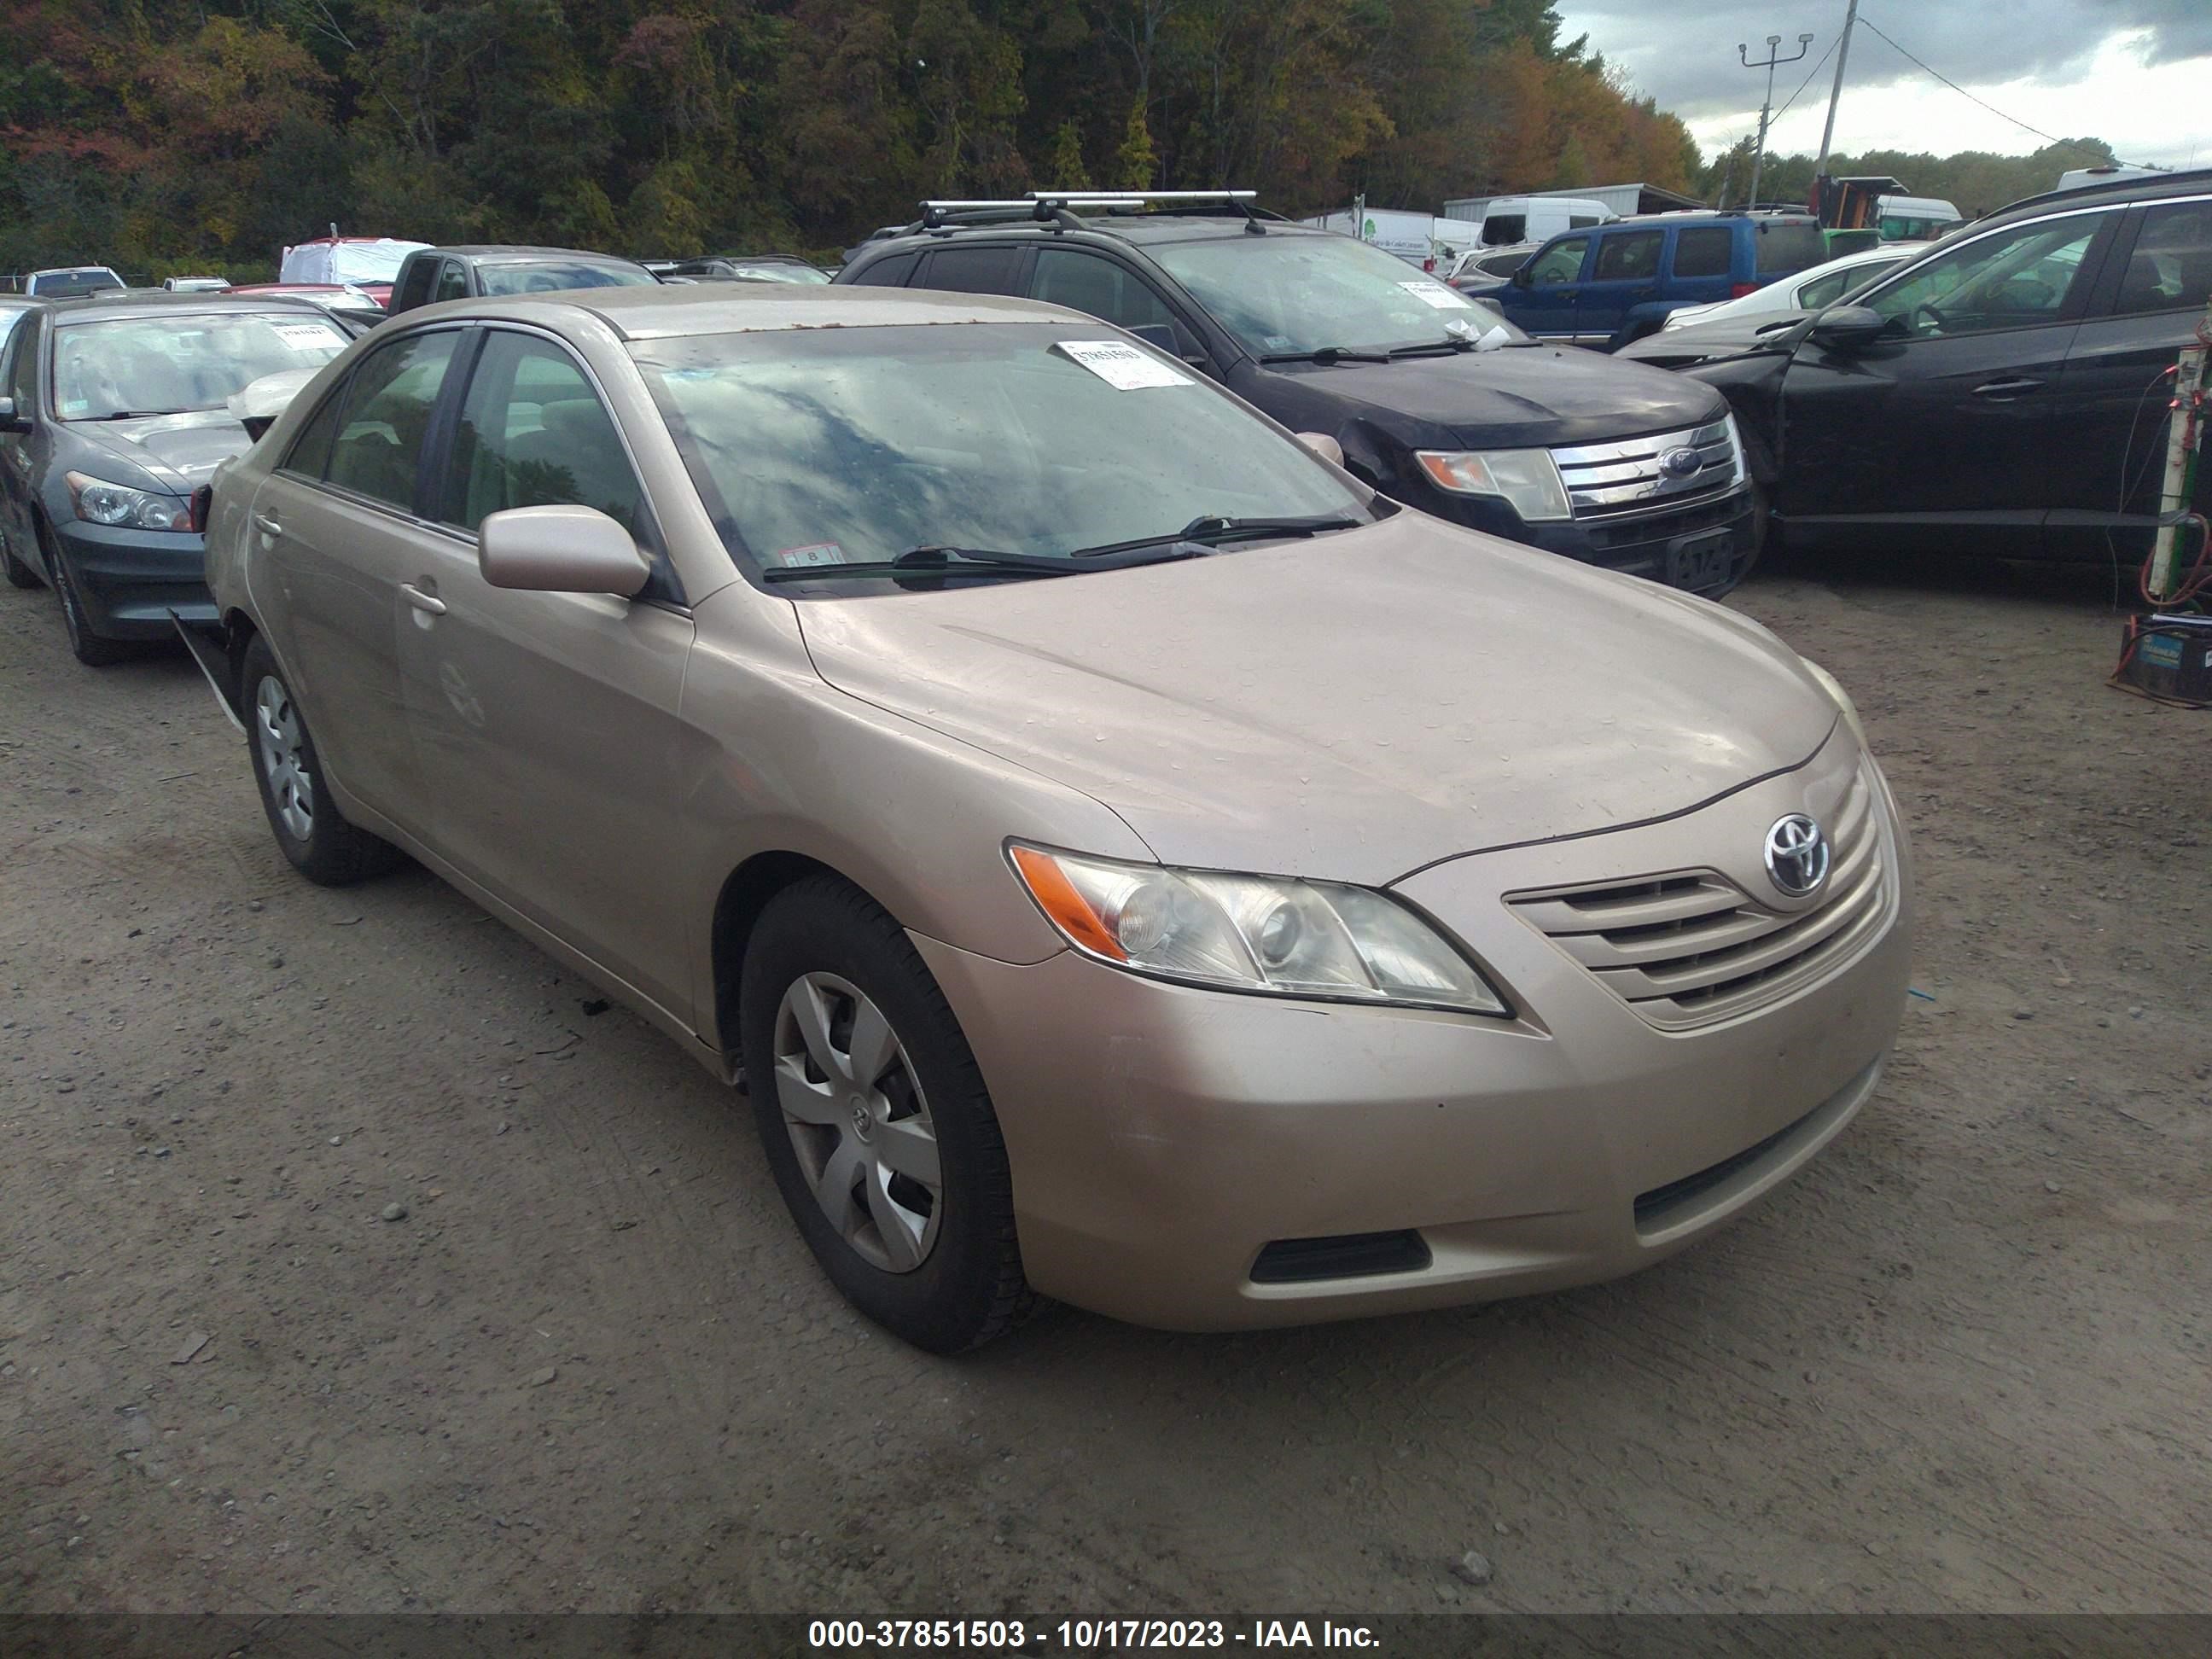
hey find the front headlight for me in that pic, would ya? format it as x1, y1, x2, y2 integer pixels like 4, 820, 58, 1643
1008, 843, 1508, 1016
65, 473, 193, 532
1412, 448, 1571, 521
1800, 658, 1867, 749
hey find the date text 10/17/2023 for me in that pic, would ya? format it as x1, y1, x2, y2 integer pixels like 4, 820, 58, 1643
806, 1619, 1383, 1650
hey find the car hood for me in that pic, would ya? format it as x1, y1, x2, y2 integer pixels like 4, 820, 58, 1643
1620, 311, 1813, 366
1253, 345, 1727, 451
793, 514, 1837, 886
71, 410, 251, 494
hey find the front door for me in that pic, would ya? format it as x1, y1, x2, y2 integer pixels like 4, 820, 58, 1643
0, 311, 44, 568
1773, 207, 2122, 553
397, 327, 696, 1022
250, 326, 463, 836
1506, 235, 1590, 341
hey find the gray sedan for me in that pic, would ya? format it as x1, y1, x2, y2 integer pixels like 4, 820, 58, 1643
0, 294, 348, 662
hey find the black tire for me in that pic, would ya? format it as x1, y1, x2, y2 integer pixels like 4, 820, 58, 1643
47, 538, 133, 666
740, 875, 1033, 1353
1604, 317, 1663, 352
2, 527, 38, 590
240, 634, 401, 885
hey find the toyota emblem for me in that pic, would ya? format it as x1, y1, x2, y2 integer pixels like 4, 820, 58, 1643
1763, 814, 1830, 899
1659, 445, 1704, 480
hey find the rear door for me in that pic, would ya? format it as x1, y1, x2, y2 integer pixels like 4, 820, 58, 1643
2045, 194, 2212, 560
1773, 206, 2124, 553
0, 311, 44, 566
1575, 226, 1664, 340
395, 325, 696, 1020
913, 244, 1031, 296
1666, 225, 1737, 312
250, 325, 464, 835
1505, 234, 1590, 341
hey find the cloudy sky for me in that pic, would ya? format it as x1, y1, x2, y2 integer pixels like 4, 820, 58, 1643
1557, 1, 2212, 169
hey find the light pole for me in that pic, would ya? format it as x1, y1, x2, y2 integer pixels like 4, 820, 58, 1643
1738, 31, 1815, 209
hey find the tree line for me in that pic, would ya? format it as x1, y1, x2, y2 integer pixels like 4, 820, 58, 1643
0, 0, 1701, 280
1697, 137, 2126, 219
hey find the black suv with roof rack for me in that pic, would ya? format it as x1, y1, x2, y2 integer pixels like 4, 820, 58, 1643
835, 191, 1761, 597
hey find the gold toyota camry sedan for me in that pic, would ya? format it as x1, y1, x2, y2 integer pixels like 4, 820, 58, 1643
199, 283, 1912, 1352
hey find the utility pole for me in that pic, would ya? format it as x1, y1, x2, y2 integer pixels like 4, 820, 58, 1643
1813, 0, 1860, 217
1738, 32, 1814, 211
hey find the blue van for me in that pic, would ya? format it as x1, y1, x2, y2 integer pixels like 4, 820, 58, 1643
1491, 212, 1827, 349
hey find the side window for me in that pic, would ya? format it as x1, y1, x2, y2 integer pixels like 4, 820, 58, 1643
2112, 201, 2212, 317
7, 315, 43, 413
1672, 227, 1732, 279
1593, 230, 1662, 282
324, 330, 460, 509
1029, 249, 1175, 333
434, 259, 471, 304
393, 258, 438, 312
1527, 236, 1588, 286
1482, 213, 1526, 246
918, 245, 1024, 294
1865, 212, 2112, 338
847, 250, 919, 288
282, 378, 349, 478
445, 331, 645, 539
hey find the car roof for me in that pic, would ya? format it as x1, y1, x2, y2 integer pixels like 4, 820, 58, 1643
42, 292, 340, 325
1597, 210, 1818, 229
1987, 165, 2212, 223
418, 282, 1086, 342
434, 245, 646, 265
858, 212, 1326, 257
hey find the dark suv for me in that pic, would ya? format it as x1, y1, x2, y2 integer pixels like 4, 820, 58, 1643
1491, 212, 1828, 349
387, 246, 657, 314
836, 196, 1761, 596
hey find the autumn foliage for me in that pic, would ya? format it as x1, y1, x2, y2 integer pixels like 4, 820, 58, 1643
0, 0, 1702, 281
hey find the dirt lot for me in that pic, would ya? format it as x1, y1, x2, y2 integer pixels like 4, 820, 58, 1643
2, 550, 2207, 1620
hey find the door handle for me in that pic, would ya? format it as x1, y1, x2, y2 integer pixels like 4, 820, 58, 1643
253, 514, 282, 536
1972, 376, 2045, 400
400, 582, 446, 616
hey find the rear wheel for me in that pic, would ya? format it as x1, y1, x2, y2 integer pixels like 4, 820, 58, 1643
242, 635, 401, 885
740, 876, 1033, 1353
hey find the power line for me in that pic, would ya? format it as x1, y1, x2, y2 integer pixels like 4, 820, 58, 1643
1854, 15, 2114, 157
1769, 32, 1839, 125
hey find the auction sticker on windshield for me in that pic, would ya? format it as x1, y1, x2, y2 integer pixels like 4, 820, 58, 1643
774, 543, 847, 568
272, 323, 343, 349
1399, 278, 1471, 311
1053, 340, 1192, 390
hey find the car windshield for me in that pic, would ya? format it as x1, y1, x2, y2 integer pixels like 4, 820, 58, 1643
52, 312, 348, 421
1150, 232, 1528, 357
632, 322, 1372, 590
37, 270, 124, 297
729, 263, 830, 285
480, 261, 658, 296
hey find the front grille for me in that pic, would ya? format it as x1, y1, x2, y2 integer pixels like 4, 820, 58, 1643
1551, 419, 1743, 518
1580, 489, 1749, 551
1506, 767, 1891, 1031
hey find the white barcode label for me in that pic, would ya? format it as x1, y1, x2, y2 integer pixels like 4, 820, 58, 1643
1053, 339, 1193, 390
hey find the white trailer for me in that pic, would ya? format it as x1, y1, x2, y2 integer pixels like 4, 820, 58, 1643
1299, 207, 1446, 269
1437, 192, 1621, 248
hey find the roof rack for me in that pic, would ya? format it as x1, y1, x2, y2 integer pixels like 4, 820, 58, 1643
1025, 190, 1257, 203
917, 196, 1142, 232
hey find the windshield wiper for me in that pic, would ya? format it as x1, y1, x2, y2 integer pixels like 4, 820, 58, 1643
1075, 513, 1364, 559
1385, 339, 1477, 358
760, 543, 1208, 585
1257, 345, 1391, 365
83, 409, 193, 422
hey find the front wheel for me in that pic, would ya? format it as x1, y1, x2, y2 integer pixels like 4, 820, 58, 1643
740, 876, 1033, 1353
241, 635, 402, 885
48, 541, 133, 665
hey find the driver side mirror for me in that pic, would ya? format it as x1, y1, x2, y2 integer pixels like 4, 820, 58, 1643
480, 504, 651, 597
1127, 322, 1208, 369
1511, 265, 1534, 288
1295, 432, 1345, 468
1807, 305, 1888, 352
0, 395, 29, 434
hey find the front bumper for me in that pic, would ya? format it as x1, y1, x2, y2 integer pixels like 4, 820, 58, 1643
52, 520, 214, 637
917, 754, 1912, 1332
1414, 480, 1760, 597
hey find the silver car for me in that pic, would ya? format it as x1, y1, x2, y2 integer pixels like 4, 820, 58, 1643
201, 285, 1912, 1351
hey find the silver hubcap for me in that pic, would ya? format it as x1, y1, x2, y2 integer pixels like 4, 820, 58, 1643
773, 972, 941, 1274
254, 675, 314, 841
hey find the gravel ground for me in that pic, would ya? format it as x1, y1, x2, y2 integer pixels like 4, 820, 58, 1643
1, 549, 2206, 1618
